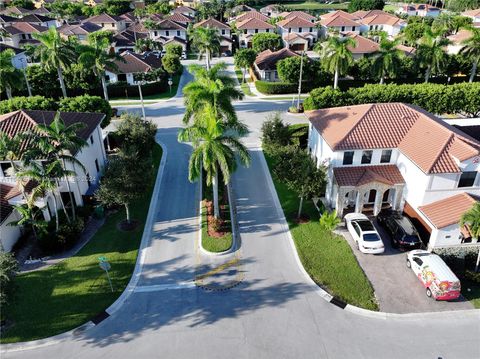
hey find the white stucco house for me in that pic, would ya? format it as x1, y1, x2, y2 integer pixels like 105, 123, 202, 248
318, 11, 362, 37
397, 4, 441, 18
277, 14, 318, 48
194, 18, 233, 54
105, 51, 163, 85
236, 17, 275, 48
462, 8, 480, 27
306, 103, 480, 249
84, 13, 127, 32
0, 110, 107, 252
253, 47, 298, 81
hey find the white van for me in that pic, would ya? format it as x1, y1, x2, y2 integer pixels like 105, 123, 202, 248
406, 250, 461, 300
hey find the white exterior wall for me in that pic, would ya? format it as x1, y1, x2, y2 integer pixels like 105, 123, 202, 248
105, 71, 136, 85
150, 29, 187, 41
239, 28, 271, 47
0, 210, 22, 252
279, 26, 318, 43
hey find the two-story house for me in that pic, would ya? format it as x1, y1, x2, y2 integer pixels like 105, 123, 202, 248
398, 4, 441, 18
318, 11, 362, 37
0, 110, 107, 252
307, 103, 480, 249
194, 18, 232, 54
236, 17, 275, 48
277, 15, 318, 48
353, 10, 406, 38
462, 8, 480, 28
149, 18, 188, 50
58, 22, 103, 43
0, 22, 47, 48
84, 13, 127, 32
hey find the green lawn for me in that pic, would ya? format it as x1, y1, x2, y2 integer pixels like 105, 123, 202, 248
383, 4, 397, 12
264, 151, 378, 310
284, 1, 349, 11
235, 69, 255, 97
109, 73, 181, 102
1, 145, 163, 344
201, 203, 233, 253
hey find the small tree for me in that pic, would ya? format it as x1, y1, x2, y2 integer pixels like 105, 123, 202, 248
261, 113, 291, 150
234, 48, 256, 83
165, 43, 183, 57
252, 33, 282, 53
117, 112, 157, 157
273, 146, 327, 219
0, 252, 19, 312
319, 210, 341, 231
277, 56, 311, 83
348, 0, 385, 12
162, 54, 182, 76
460, 202, 480, 271
95, 151, 152, 225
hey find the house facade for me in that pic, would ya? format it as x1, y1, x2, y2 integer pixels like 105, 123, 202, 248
462, 8, 480, 27
277, 15, 318, 48
0, 110, 107, 252
105, 51, 163, 85
306, 103, 480, 249
253, 47, 298, 81
194, 18, 232, 54
236, 17, 274, 48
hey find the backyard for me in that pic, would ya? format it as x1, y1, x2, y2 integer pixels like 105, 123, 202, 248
1, 145, 163, 344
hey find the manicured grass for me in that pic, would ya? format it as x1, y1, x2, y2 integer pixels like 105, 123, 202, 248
383, 4, 397, 12
235, 69, 255, 97
201, 203, 233, 253
109, 73, 181, 101
1, 145, 163, 344
463, 280, 480, 308
264, 151, 378, 310
284, 1, 348, 11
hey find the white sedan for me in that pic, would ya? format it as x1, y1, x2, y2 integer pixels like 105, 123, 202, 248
345, 213, 385, 254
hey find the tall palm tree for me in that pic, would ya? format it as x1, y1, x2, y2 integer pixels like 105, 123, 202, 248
26, 113, 87, 221
191, 26, 221, 70
460, 202, 480, 271
178, 105, 250, 218
316, 36, 355, 89
0, 49, 23, 99
183, 63, 246, 134
0, 132, 21, 176
372, 37, 404, 84
78, 32, 122, 101
460, 28, 480, 83
32, 27, 75, 98
9, 191, 47, 241
134, 38, 162, 53
416, 28, 451, 83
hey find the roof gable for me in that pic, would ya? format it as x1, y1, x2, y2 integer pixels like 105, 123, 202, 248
194, 17, 229, 29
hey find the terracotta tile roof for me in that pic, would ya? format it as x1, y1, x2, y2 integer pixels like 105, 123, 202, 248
120, 12, 136, 23
0, 14, 17, 23
283, 32, 308, 42
361, 13, 404, 26
345, 33, 379, 53
172, 6, 196, 14
85, 13, 123, 24
447, 29, 473, 44
235, 10, 270, 23
236, 17, 274, 30
254, 47, 298, 70
419, 193, 478, 229
333, 165, 405, 187
0, 110, 104, 157
306, 103, 480, 174
396, 44, 416, 56
283, 11, 315, 21
155, 18, 187, 30
163, 36, 187, 45
15, 14, 55, 23
463, 9, 480, 17
194, 17, 229, 29
166, 13, 194, 24
319, 15, 361, 28
127, 21, 149, 33
110, 51, 162, 74
278, 16, 316, 28
321, 10, 357, 21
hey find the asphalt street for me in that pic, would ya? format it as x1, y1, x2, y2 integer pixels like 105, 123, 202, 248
2, 61, 479, 359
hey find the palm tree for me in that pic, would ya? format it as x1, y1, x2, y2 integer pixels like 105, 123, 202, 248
134, 38, 162, 53
372, 37, 404, 84
26, 113, 87, 221
316, 36, 355, 89
183, 63, 246, 134
9, 191, 47, 241
32, 27, 75, 98
0, 132, 21, 176
0, 49, 23, 99
178, 105, 250, 218
416, 28, 451, 83
460, 202, 480, 271
78, 32, 122, 101
460, 28, 480, 83
190, 26, 221, 70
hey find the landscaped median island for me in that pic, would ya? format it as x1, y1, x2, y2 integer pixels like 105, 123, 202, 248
262, 117, 378, 310
0, 144, 162, 344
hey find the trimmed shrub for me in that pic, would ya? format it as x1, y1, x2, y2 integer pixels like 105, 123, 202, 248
107, 80, 168, 98
39, 217, 85, 254
255, 80, 315, 95
58, 95, 112, 127
0, 96, 57, 114
304, 83, 480, 117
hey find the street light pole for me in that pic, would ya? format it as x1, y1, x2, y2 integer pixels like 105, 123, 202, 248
21, 58, 32, 97
297, 50, 305, 111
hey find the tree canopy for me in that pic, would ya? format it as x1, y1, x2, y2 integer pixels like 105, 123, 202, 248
252, 33, 283, 53
348, 0, 385, 12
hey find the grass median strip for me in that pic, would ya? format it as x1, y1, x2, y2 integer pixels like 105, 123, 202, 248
264, 152, 378, 310
1, 145, 162, 344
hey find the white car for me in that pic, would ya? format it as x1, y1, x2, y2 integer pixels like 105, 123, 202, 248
345, 213, 385, 254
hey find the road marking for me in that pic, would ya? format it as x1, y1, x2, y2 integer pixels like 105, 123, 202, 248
195, 258, 240, 281
134, 282, 196, 293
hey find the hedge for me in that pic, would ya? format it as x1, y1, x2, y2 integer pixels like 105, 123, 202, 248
303, 83, 480, 117
255, 80, 316, 95
0, 95, 113, 127
107, 80, 168, 98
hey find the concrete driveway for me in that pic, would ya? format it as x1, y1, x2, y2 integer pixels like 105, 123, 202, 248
340, 220, 474, 314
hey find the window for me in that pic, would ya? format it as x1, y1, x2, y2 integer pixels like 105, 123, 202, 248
222, 29, 226, 35
255, 29, 258, 33
266, 29, 269, 32
244, 29, 247, 34
343, 151, 354, 165
299, 27, 302, 32
309, 27, 312, 32
90, 135, 94, 145
341, 26, 345, 32
352, 26, 356, 31
458, 171, 477, 188
154, 31, 158, 36
288, 28, 291, 33
95, 159, 99, 173
380, 149, 392, 163
165, 30, 169, 36
177, 30, 180, 36
361, 150, 373, 164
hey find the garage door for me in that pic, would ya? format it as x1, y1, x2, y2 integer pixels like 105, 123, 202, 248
290, 43, 305, 52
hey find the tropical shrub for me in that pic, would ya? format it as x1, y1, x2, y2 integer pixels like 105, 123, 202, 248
319, 210, 341, 231
261, 113, 291, 151
58, 95, 112, 127
0, 96, 57, 114
0, 252, 19, 312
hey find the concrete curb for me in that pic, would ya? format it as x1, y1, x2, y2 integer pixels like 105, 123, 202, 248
257, 148, 480, 320
0, 136, 168, 353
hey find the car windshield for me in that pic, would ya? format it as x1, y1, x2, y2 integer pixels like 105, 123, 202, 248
356, 220, 374, 231
363, 233, 380, 242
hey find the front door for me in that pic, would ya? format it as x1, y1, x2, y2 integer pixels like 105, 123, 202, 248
367, 189, 376, 203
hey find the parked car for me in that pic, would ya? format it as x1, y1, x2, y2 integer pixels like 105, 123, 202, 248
406, 250, 461, 300
345, 213, 385, 254
181, 51, 187, 60
377, 210, 423, 250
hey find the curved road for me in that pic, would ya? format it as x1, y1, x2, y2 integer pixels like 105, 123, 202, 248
3, 67, 480, 359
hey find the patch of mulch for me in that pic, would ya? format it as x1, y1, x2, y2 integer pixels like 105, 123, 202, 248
292, 214, 310, 224
204, 200, 229, 237
117, 219, 140, 231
